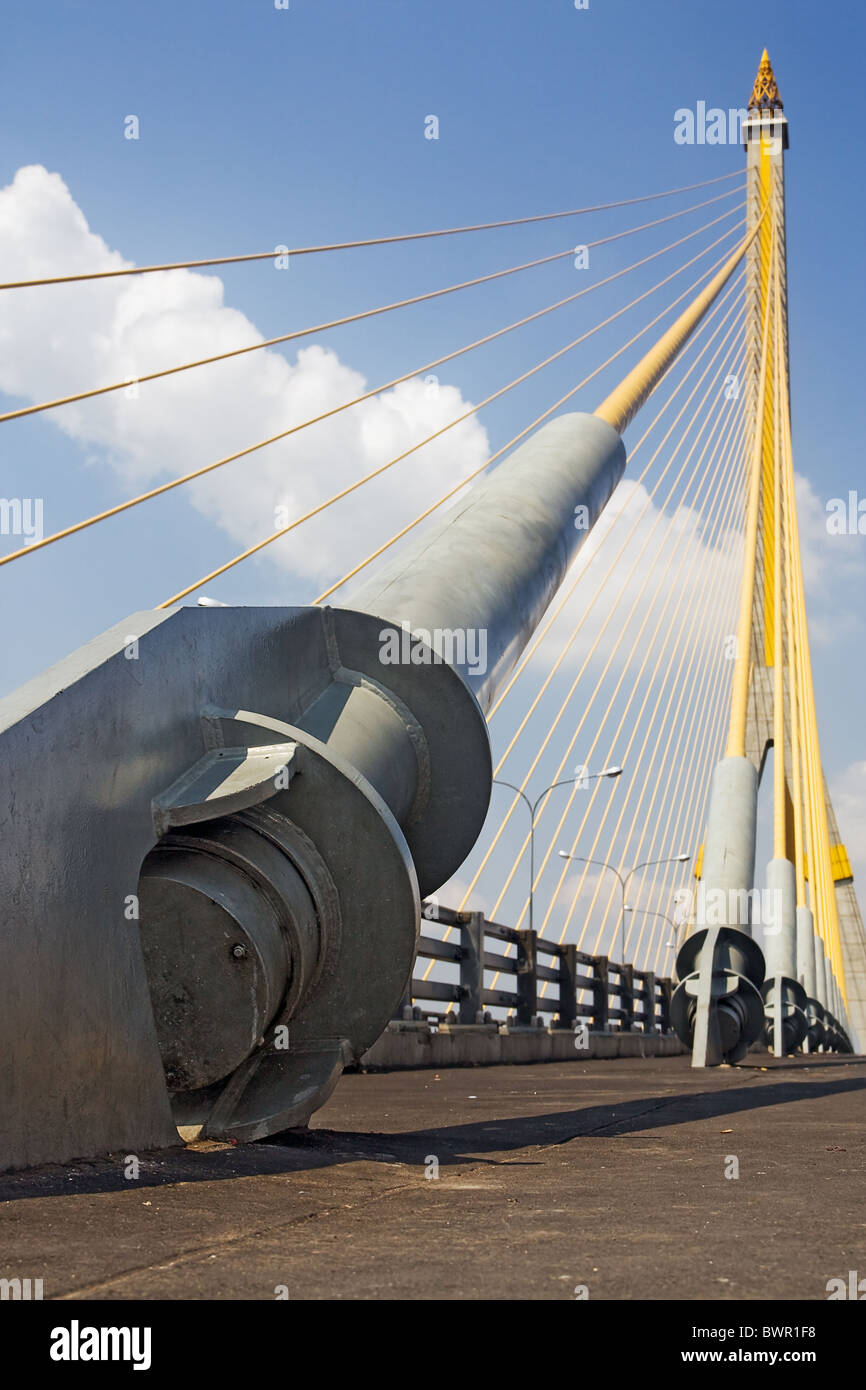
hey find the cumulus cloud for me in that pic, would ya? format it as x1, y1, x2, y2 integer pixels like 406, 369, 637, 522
794, 472, 866, 644
498, 471, 744, 695
0, 165, 490, 587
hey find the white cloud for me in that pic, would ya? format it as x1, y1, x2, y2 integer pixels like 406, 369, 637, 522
0, 165, 490, 587
499, 473, 744, 694
794, 472, 865, 644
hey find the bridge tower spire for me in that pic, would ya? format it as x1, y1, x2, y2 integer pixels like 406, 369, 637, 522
672, 54, 866, 1064
741, 54, 866, 1052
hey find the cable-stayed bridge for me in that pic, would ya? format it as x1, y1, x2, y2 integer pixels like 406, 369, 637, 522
1, 51, 864, 1174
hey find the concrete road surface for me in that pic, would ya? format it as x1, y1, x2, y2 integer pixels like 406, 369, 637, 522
1, 1054, 863, 1300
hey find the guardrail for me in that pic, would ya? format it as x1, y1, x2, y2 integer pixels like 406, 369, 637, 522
399, 905, 674, 1033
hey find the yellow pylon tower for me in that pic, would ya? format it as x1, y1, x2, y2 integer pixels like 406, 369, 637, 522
737, 52, 865, 1051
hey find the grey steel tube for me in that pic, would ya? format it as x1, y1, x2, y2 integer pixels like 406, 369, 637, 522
815, 932, 828, 1012
764, 859, 797, 979
671, 755, 766, 1065
696, 756, 760, 925
347, 412, 627, 712
762, 857, 807, 1055
796, 904, 817, 999
797, 904, 823, 1049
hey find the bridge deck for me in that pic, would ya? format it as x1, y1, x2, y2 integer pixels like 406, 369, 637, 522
2, 1055, 863, 1301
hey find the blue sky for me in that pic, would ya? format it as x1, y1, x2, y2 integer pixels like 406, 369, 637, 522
1, 0, 864, 974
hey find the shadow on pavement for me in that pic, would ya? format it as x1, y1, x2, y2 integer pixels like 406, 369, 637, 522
1, 1069, 863, 1203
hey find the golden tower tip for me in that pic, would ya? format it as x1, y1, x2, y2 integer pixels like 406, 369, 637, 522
749, 49, 783, 111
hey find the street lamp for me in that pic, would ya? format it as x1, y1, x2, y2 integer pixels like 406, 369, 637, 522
557, 851, 690, 964
623, 905, 680, 960
493, 766, 622, 932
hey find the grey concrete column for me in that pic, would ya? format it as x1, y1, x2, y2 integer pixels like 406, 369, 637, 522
814, 932, 828, 1011
762, 858, 806, 1056
698, 757, 760, 930
764, 858, 797, 978
670, 756, 766, 1066
796, 905, 817, 999
796, 905, 821, 1050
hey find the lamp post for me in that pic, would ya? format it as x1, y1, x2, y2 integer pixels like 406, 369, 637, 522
557, 851, 690, 964
493, 767, 622, 932
623, 906, 679, 961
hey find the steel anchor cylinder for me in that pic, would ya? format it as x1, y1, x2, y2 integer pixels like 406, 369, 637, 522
671, 756, 766, 1065
671, 927, 766, 1064
761, 858, 808, 1054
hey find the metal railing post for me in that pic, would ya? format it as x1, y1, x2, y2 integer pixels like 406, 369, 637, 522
620, 963, 635, 1031
516, 929, 538, 1026
643, 970, 656, 1032
459, 911, 486, 1024
592, 955, 610, 1032
557, 943, 578, 1029
658, 978, 673, 1033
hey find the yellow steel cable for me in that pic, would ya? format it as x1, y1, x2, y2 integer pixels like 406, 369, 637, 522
771, 252, 787, 860
771, 272, 845, 997
645, 655, 734, 975
641, 546, 744, 972
782, 405, 817, 924
784, 447, 806, 906
779, 357, 830, 956
758, 147, 779, 668
791, 499, 822, 935
792, 539, 814, 919
637, 472, 746, 965
640, 536, 748, 972
488, 309, 745, 780
568, 438, 746, 968
642, 209, 774, 960
540, 390, 746, 958
588, 555, 740, 975
529, 370, 746, 945
803, 587, 839, 978
449, 308, 745, 928
514, 388, 746, 992
725, 228, 776, 757
0, 171, 744, 291
623, 492, 745, 965
483, 284, 744, 723
567, 539, 739, 978
649, 633, 741, 974
315, 241, 744, 606
337, 279, 740, 659
421, 299, 744, 975
422, 314, 750, 978
624, 510, 746, 966
600, 526, 743, 963
780, 349, 847, 998
1, 214, 746, 571
0, 193, 745, 427
483, 334, 745, 938
591, 410, 747, 960
161, 238, 747, 608
594, 211, 765, 434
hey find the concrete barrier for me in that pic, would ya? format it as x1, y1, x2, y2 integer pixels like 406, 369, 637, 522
357, 1022, 687, 1070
